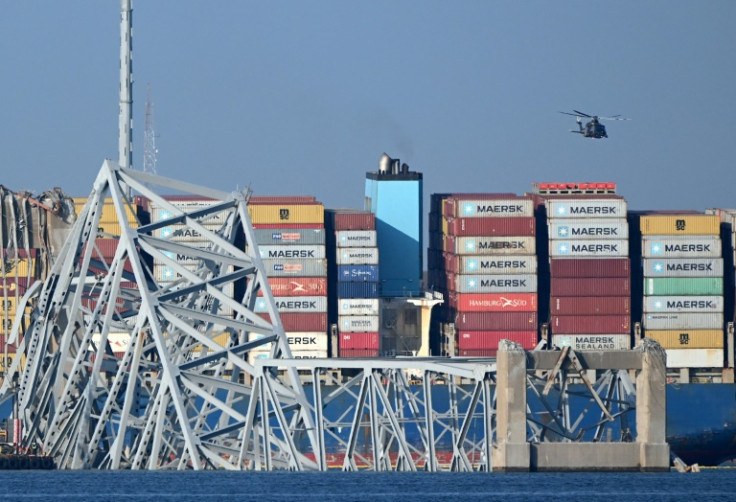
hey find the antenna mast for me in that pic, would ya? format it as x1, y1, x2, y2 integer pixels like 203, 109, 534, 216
118, 0, 133, 172
143, 83, 158, 175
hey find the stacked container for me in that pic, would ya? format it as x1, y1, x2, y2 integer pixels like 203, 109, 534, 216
326, 209, 380, 358
433, 194, 539, 357
640, 213, 725, 368
248, 197, 328, 362
546, 196, 632, 351
0, 249, 37, 373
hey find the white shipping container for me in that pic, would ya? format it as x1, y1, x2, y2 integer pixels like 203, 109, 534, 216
154, 263, 235, 282
452, 274, 537, 294
153, 223, 224, 242
549, 240, 628, 257
336, 230, 377, 248
452, 198, 534, 218
252, 228, 325, 245
643, 312, 723, 330
255, 296, 327, 313
336, 247, 379, 265
151, 199, 228, 224
641, 236, 721, 258
664, 348, 724, 369
552, 334, 631, 351
452, 236, 536, 255
458, 255, 537, 275
248, 332, 328, 352
548, 220, 628, 240
249, 349, 329, 365
258, 245, 325, 260
643, 258, 724, 277
547, 199, 627, 219
338, 298, 380, 316
339, 315, 380, 333
643, 296, 724, 313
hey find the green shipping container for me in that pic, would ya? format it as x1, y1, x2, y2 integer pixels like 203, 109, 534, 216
644, 277, 723, 296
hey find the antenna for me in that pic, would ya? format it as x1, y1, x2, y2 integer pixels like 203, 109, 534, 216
143, 83, 158, 175
118, 0, 133, 172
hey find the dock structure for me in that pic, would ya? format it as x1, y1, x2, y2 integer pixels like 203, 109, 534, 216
0, 161, 669, 472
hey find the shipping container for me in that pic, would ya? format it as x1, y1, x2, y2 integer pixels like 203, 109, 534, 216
643, 296, 724, 313
443, 197, 534, 219
550, 258, 630, 278
151, 198, 228, 224
336, 230, 377, 248
153, 263, 236, 282
0, 278, 33, 296
153, 223, 224, 242
327, 211, 376, 231
642, 258, 724, 277
643, 312, 723, 330
254, 295, 327, 313
339, 348, 380, 358
249, 195, 318, 203
640, 214, 720, 235
339, 315, 379, 333
449, 273, 537, 294
257, 313, 327, 332
551, 334, 631, 351
251, 228, 325, 245
248, 203, 324, 225
641, 236, 721, 258
257, 277, 327, 297
249, 349, 329, 365
252, 223, 324, 229
550, 296, 630, 315
73, 197, 138, 224
456, 331, 538, 350
457, 349, 498, 357
444, 254, 537, 275
644, 277, 723, 296
258, 245, 325, 260
450, 292, 538, 312
336, 247, 379, 265
645, 330, 723, 349
444, 235, 536, 255
261, 258, 327, 277
547, 199, 627, 219
550, 315, 630, 334
550, 278, 630, 297
549, 239, 628, 258
248, 331, 328, 352
454, 311, 537, 331
548, 220, 629, 240
444, 217, 535, 237
337, 281, 380, 298
338, 298, 380, 316
338, 265, 380, 282
339, 332, 380, 350
664, 348, 724, 368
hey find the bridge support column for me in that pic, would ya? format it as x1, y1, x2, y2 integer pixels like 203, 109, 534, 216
491, 341, 530, 472
637, 340, 670, 472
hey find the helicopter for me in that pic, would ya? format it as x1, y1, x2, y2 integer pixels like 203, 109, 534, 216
559, 110, 629, 139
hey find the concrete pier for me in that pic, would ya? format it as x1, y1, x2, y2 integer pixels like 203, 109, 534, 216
492, 339, 670, 472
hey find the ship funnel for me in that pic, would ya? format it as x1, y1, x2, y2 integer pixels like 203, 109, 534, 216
379, 153, 391, 174
392, 159, 401, 175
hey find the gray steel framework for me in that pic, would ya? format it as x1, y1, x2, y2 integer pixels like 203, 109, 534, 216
0, 162, 640, 471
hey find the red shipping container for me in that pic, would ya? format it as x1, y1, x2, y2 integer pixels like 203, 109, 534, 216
0, 278, 33, 296
550, 278, 630, 297
550, 315, 630, 334
550, 258, 630, 278
252, 223, 324, 229
444, 217, 535, 237
340, 348, 380, 358
330, 212, 376, 231
458, 349, 497, 357
339, 332, 379, 350
454, 311, 537, 331
257, 313, 327, 332
257, 277, 327, 297
1, 249, 38, 259
250, 196, 318, 203
457, 331, 538, 350
550, 296, 630, 315
450, 292, 537, 312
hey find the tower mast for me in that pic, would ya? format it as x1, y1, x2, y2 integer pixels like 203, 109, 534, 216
118, 0, 133, 172
143, 83, 158, 175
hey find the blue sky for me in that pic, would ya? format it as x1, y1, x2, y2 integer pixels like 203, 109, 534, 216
1, 1, 735, 212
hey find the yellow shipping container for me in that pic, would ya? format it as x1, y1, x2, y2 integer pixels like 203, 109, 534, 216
247, 204, 324, 224
0, 353, 26, 375
645, 329, 723, 349
639, 215, 720, 235
0, 257, 36, 277
441, 217, 448, 235
73, 197, 137, 225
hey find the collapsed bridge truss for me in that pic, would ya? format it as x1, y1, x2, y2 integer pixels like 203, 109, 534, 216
0, 161, 642, 470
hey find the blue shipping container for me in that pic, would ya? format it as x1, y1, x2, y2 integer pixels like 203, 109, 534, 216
338, 281, 380, 298
338, 265, 379, 282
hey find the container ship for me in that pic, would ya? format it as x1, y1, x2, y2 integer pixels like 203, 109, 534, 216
1, 157, 735, 466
